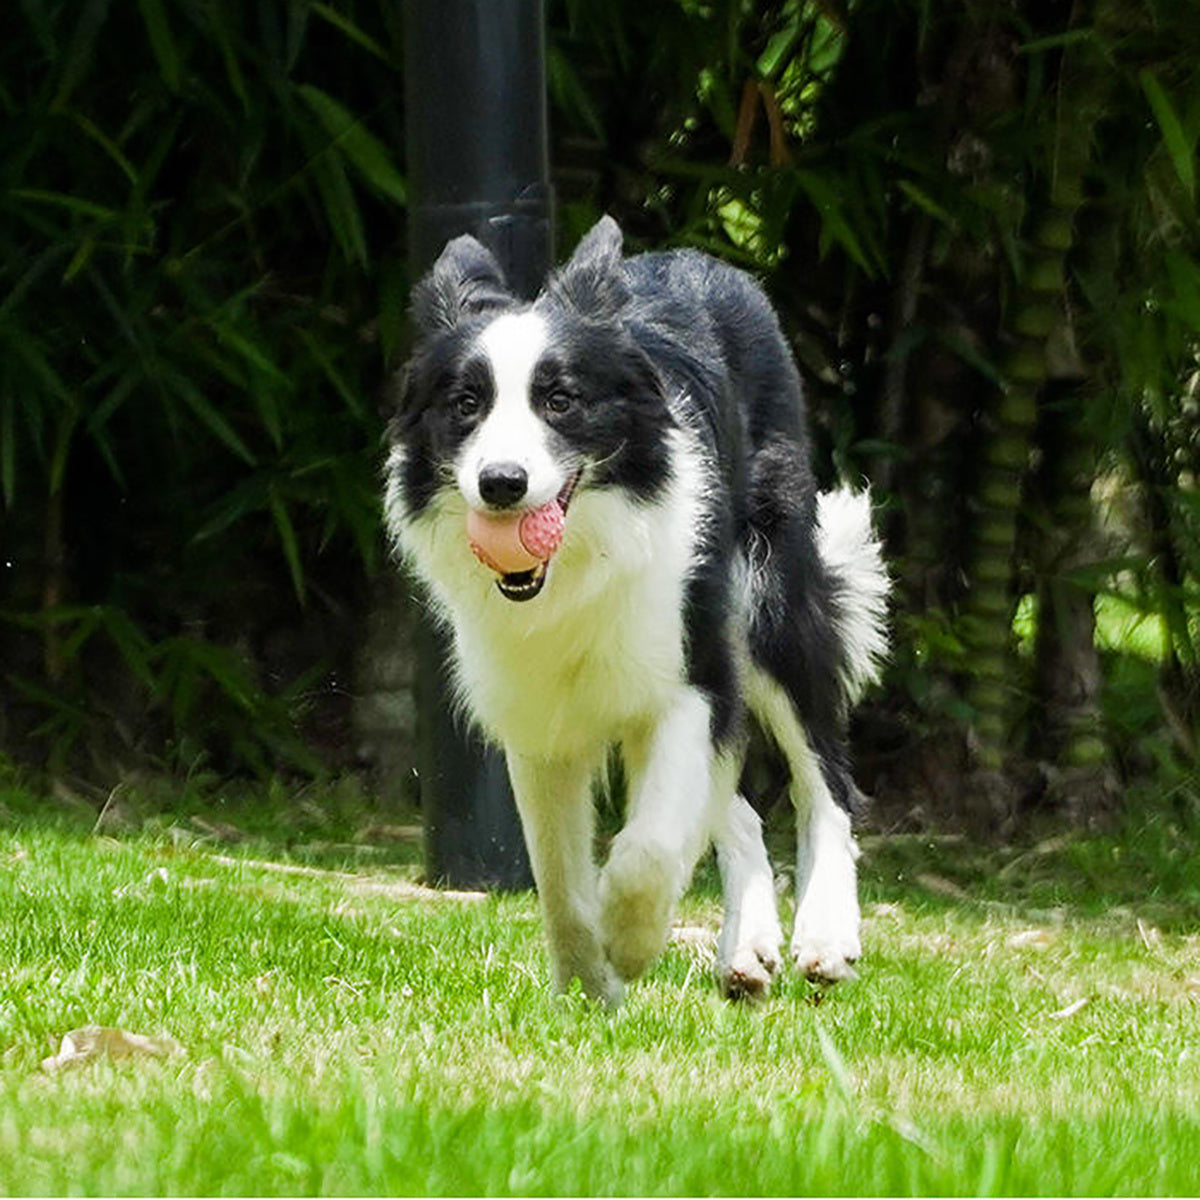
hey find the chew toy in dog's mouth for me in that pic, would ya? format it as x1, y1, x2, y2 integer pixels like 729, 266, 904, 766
466, 471, 582, 602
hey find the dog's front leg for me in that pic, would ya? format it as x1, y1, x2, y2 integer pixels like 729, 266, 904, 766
600, 688, 717, 981
506, 751, 623, 1006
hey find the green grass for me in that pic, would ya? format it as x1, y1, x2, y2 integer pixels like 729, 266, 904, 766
1, 780, 1199, 1195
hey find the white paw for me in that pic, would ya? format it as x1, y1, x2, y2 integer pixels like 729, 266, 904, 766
573, 960, 625, 1008
598, 835, 679, 980
544, 921, 626, 1007
716, 890, 783, 1000
717, 937, 781, 1000
790, 910, 861, 982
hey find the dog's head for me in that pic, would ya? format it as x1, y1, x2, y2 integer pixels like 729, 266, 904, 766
387, 216, 675, 601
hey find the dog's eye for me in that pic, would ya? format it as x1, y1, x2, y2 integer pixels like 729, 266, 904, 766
545, 390, 574, 416
453, 390, 481, 418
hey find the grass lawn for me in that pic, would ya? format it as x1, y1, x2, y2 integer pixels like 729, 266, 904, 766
1, 777, 1198, 1196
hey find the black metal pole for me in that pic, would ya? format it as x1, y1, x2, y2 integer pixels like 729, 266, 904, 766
403, 0, 552, 888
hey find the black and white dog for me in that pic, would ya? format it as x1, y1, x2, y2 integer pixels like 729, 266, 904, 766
385, 217, 887, 1004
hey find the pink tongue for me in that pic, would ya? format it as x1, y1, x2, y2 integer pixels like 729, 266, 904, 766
467, 499, 565, 575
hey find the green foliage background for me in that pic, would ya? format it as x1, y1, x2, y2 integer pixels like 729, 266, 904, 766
1, 0, 1198, 820
1, 1, 405, 775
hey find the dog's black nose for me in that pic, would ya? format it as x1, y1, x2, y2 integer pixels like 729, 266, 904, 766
478, 462, 529, 508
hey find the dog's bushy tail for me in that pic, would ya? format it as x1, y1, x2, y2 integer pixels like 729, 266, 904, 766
816, 488, 889, 706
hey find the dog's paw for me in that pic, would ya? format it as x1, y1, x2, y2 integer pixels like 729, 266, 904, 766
547, 931, 626, 1007
598, 835, 678, 980
716, 897, 782, 1000
790, 917, 861, 983
717, 940, 781, 1000
570, 962, 625, 1008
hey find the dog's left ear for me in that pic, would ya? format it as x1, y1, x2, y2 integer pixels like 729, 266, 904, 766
410, 235, 511, 334
548, 215, 628, 318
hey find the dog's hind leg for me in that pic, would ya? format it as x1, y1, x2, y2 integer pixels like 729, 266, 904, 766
599, 687, 720, 981
789, 751, 861, 981
748, 670, 862, 982
714, 790, 783, 999
507, 751, 623, 1006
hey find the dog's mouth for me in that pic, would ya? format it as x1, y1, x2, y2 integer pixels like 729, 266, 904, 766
497, 564, 549, 602
468, 470, 583, 603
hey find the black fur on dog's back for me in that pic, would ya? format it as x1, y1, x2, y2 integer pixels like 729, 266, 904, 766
554, 230, 861, 813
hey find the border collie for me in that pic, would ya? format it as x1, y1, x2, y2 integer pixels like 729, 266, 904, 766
384, 217, 888, 1004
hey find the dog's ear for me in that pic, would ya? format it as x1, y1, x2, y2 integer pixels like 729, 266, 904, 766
410, 235, 511, 334
548, 215, 628, 318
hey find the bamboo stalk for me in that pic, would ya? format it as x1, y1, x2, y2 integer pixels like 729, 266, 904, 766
959, 3, 1111, 768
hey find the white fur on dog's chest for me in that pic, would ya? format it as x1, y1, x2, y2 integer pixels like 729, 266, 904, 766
455, 578, 689, 758
454, 496, 698, 755
397, 428, 711, 759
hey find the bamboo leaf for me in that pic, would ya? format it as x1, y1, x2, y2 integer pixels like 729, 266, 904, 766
936, 329, 1008, 390
298, 84, 406, 206
100, 608, 155, 690
58, 607, 103, 664
49, 410, 77, 497
1140, 70, 1196, 199
171, 376, 257, 465
1018, 29, 1095, 55
897, 179, 955, 227
757, 14, 803, 80
210, 16, 250, 114
87, 370, 139, 436
793, 169, 877, 276
1163, 250, 1200, 331
12, 189, 117, 222
213, 325, 291, 386
192, 476, 269, 543
1, 393, 14, 507
51, 0, 112, 112
298, 330, 366, 419
0, 247, 69, 323
63, 238, 99, 282
71, 114, 139, 185
269, 489, 306, 605
89, 424, 127, 492
137, 0, 181, 90
5, 330, 75, 403
185, 641, 255, 711
697, 69, 738, 142
310, 3, 390, 62
547, 47, 606, 142
309, 153, 368, 265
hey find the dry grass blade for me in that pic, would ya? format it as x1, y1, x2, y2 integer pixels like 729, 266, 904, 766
205, 853, 486, 902
1008, 929, 1053, 949
915, 873, 969, 900
1048, 997, 1091, 1020
1137, 918, 1164, 952
997, 836, 1073, 879
41, 1026, 183, 1072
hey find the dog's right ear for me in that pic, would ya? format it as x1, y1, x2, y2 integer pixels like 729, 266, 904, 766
548, 215, 628, 319
410, 235, 511, 334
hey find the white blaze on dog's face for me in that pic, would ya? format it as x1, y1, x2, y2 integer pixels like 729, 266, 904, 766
456, 310, 566, 511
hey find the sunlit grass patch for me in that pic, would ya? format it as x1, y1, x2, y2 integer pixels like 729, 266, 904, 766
0, 789, 1198, 1195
